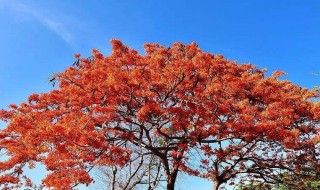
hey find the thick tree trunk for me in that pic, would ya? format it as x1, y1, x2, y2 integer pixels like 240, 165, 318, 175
164, 174, 175, 190
156, 150, 181, 190
160, 155, 178, 190
165, 170, 178, 190
212, 181, 221, 190
167, 182, 175, 190
164, 166, 178, 190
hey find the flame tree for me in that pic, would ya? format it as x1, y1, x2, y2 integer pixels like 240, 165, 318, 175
0, 40, 319, 190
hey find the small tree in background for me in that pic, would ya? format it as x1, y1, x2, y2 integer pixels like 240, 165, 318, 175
236, 174, 320, 190
0, 40, 319, 190
95, 142, 165, 190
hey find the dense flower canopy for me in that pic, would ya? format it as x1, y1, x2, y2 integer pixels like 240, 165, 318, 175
0, 40, 319, 190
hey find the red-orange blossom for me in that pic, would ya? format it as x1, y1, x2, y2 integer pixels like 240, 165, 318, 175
0, 40, 319, 190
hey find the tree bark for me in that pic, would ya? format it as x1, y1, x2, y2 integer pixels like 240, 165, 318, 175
212, 181, 221, 190
167, 182, 175, 190
159, 153, 177, 190
166, 170, 178, 190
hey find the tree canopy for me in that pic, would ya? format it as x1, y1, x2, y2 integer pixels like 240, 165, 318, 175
0, 40, 319, 190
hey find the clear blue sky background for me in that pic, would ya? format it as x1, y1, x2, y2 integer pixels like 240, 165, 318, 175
1, 0, 320, 189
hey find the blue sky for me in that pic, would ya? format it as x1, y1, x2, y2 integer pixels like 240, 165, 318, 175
1, 0, 320, 189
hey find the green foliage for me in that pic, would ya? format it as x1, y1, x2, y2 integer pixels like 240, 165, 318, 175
236, 180, 320, 190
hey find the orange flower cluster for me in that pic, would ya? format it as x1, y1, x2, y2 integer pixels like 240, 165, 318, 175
0, 40, 319, 189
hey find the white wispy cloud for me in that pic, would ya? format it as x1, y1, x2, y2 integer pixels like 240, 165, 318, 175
1, 0, 74, 44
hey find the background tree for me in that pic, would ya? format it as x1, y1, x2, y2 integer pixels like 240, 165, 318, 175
236, 175, 320, 190
94, 142, 165, 190
0, 40, 319, 190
